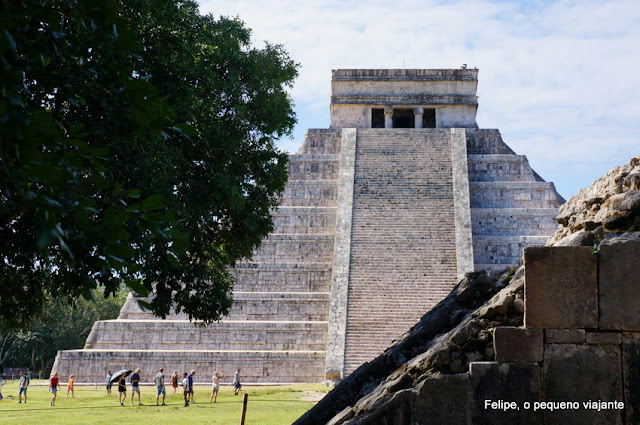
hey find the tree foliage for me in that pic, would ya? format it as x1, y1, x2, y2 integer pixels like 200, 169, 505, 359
0, 0, 297, 327
2, 288, 128, 373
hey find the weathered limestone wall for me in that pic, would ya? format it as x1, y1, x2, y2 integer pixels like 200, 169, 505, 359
329, 104, 478, 129
479, 239, 640, 425
466, 129, 564, 271
330, 69, 479, 129
53, 350, 325, 384
84, 320, 327, 351
301, 236, 640, 425
437, 105, 478, 128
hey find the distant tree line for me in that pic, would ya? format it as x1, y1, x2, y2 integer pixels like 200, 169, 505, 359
0, 288, 127, 374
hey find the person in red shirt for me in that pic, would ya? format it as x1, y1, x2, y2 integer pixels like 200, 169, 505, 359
49, 372, 60, 406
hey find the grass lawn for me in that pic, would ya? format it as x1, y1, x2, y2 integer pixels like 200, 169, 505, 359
0, 379, 328, 424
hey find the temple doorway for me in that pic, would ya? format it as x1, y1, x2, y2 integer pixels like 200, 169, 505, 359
371, 108, 385, 128
392, 109, 414, 128
422, 108, 436, 128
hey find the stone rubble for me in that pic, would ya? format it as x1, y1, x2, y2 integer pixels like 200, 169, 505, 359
549, 153, 640, 246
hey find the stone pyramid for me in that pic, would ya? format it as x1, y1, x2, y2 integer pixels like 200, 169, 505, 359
53, 69, 564, 383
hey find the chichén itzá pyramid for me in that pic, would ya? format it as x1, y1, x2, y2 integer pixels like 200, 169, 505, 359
53, 68, 565, 383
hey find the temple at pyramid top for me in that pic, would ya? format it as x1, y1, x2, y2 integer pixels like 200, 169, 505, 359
330, 68, 479, 129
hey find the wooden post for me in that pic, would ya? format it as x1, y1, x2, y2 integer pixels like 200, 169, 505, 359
240, 393, 249, 425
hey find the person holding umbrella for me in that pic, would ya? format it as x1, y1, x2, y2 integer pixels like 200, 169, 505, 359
118, 374, 127, 405
109, 369, 132, 406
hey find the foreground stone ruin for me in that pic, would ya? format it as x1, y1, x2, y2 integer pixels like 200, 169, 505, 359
294, 236, 640, 425
294, 154, 640, 425
53, 69, 563, 383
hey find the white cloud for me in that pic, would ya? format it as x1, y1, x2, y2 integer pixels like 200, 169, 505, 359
198, 0, 640, 199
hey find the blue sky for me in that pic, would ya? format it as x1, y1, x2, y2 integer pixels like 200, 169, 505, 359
198, 0, 640, 199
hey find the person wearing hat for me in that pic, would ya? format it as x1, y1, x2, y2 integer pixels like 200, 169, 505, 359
130, 368, 143, 406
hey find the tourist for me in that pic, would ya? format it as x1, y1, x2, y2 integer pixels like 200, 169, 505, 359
66, 374, 75, 398
154, 367, 166, 406
233, 368, 242, 395
106, 371, 113, 395
18, 371, 29, 403
49, 372, 60, 406
118, 374, 127, 405
181, 372, 189, 407
170, 370, 179, 395
210, 371, 223, 403
187, 370, 195, 402
130, 368, 142, 406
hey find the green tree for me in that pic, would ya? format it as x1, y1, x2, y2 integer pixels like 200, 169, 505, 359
5, 288, 128, 373
0, 0, 297, 327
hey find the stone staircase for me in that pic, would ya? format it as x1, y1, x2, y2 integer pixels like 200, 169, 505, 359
343, 129, 459, 375
466, 129, 564, 272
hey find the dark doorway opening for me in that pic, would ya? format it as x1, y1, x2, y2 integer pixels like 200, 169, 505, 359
371, 108, 384, 128
422, 109, 436, 128
392, 109, 414, 128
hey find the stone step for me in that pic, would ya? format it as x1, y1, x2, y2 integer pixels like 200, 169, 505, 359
467, 154, 538, 182
470, 181, 563, 209
230, 262, 332, 292
288, 154, 340, 180
474, 263, 517, 273
473, 235, 549, 265
119, 292, 331, 322
471, 208, 559, 236
271, 207, 336, 234
297, 129, 342, 155
53, 349, 325, 384
466, 129, 515, 155
227, 292, 330, 322
84, 320, 328, 352
279, 180, 339, 207
249, 234, 334, 263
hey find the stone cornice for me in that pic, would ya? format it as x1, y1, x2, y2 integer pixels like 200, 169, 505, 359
332, 68, 478, 81
331, 94, 478, 105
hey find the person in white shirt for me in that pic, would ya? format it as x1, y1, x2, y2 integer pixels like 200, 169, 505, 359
181, 372, 189, 407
